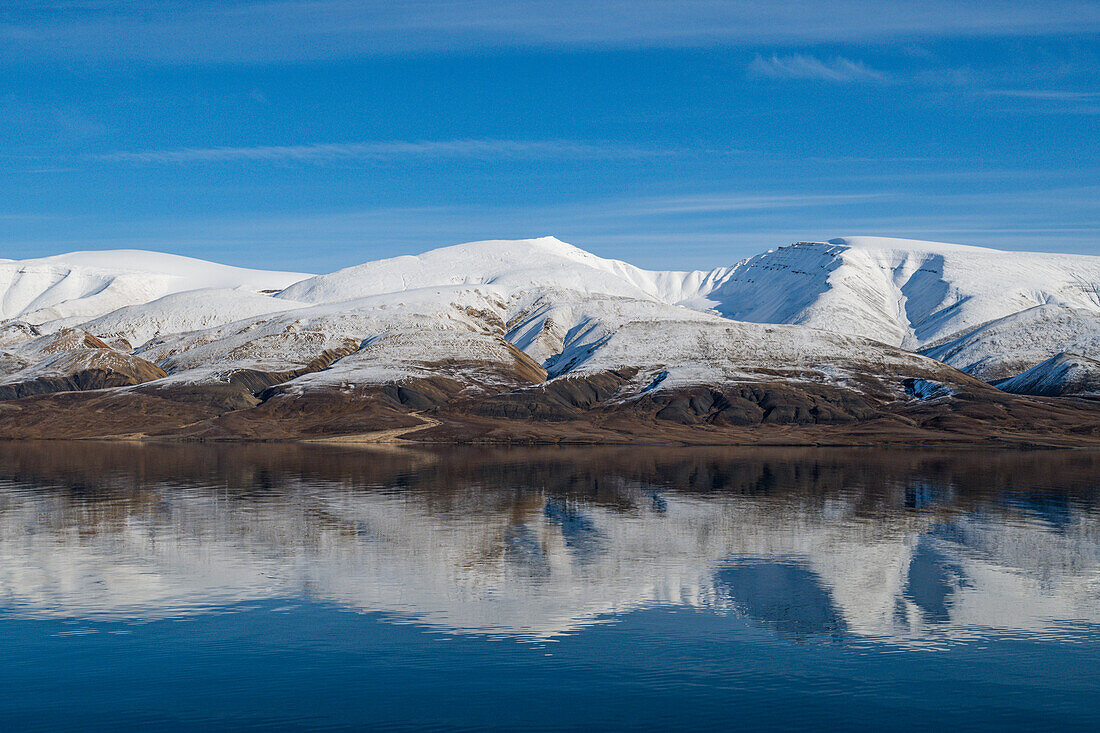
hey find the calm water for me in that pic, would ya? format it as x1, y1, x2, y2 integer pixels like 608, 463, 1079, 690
0, 443, 1099, 731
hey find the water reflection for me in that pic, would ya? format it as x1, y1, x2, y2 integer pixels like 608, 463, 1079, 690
0, 443, 1097, 644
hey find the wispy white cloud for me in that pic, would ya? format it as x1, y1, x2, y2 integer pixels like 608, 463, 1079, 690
641, 192, 895, 213
6, 177, 1097, 271
986, 89, 1100, 101
2, 1, 1099, 62
983, 89, 1100, 114
0, 212, 66, 221
94, 139, 674, 164
748, 54, 887, 83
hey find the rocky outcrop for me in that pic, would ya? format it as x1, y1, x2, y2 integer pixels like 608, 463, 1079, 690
224, 344, 363, 394
646, 383, 879, 425
0, 328, 167, 401
0, 349, 167, 400
0, 360, 1094, 447
471, 369, 638, 421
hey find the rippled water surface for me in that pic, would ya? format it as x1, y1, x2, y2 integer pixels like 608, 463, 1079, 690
1, 443, 1099, 731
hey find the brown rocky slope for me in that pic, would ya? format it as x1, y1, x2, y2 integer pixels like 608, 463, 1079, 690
0, 362, 1096, 447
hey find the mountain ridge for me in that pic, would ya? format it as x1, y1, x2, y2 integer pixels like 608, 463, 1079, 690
0, 236, 1096, 444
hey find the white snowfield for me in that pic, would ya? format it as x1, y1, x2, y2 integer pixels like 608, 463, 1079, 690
506, 290, 935, 390
701, 237, 1100, 349
0, 236, 1097, 396
0, 250, 309, 333
79, 288, 310, 348
920, 305, 1100, 380
135, 281, 946, 398
277, 238, 679, 304
277, 236, 1100, 350
997, 353, 1100, 398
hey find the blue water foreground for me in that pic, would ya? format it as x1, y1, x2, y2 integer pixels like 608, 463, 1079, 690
0, 443, 1097, 731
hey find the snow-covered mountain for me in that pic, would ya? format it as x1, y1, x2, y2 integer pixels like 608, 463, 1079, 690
996, 353, 1100, 398
276, 234, 1100, 356
920, 305, 1100, 380
0, 327, 165, 400
700, 237, 1100, 349
0, 236, 1097, 441
0, 250, 309, 332
139, 282, 939, 396
6, 236, 1097, 367
276, 237, 685, 304
79, 288, 310, 347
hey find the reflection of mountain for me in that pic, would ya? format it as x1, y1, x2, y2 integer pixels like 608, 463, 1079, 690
0, 443, 1097, 643
716, 561, 847, 638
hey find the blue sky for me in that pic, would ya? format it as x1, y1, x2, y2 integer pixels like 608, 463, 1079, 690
1, 1, 1098, 272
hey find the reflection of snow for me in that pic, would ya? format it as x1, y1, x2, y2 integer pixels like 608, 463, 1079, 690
0, 475, 1097, 645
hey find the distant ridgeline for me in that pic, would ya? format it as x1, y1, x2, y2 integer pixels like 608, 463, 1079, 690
0, 236, 1096, 443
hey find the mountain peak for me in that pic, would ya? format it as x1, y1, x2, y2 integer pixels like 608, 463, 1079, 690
275, 236, 661, 305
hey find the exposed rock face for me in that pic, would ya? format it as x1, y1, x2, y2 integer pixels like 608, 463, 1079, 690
469, 373, 882, 427
647, 383, 879, 426
0, 328, 167, 400
0, 357, 1094, 447
0, 349, 167, 400
0, 321, 40, 348
470, 369, 639, 421
221, 344, 363, 394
